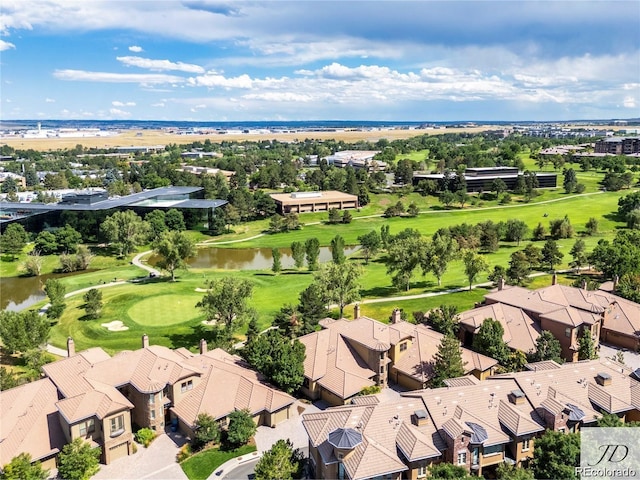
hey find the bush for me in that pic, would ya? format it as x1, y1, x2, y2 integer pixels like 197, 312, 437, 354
358, 385, 381, 396
176, 444, 192, 463
134, 428, 156, 448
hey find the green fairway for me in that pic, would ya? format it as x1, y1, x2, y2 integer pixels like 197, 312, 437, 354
127, 294, 202, 326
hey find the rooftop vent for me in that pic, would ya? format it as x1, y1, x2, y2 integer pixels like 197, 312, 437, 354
413, 409, 429, 426
508, 389, 526, 405
596, 372, 612, 386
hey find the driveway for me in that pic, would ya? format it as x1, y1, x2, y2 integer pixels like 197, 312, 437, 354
92, 431, 188, 480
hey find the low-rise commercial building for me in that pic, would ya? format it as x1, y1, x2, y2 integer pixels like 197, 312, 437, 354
270, 190, 358, 214
413, 167, 557, 192
595, 137, 640, 155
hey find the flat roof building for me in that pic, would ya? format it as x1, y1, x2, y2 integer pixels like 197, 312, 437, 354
413, 167, 557, 192
270, 190, 358, 214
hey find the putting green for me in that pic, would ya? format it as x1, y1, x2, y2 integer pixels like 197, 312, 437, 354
127, 294, 202, 326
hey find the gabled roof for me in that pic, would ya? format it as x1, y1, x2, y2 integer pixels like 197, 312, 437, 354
0, 378, 66, 465
458, 303, 541, 353
171, 348, 294, 426
303, 397, 440, 480
604, 300, 640, 338
42, 347, 111, 398
540, 306, 600, 327
56, 385, 133, 424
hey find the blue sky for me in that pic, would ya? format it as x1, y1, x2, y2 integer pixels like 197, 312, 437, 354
1, 1, 639, 122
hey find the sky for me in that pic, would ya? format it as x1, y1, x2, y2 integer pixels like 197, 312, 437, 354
1, 0, 639, 122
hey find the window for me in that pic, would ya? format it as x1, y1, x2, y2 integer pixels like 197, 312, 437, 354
457, 451, 467, 465
110, 415, 125, 437
565, 328, 571, 338
472, 447, 480, 465
399, 342, 407, 352
181, 380, 193, 393
417, 465, 427, 478
79, 418, 95, 436
150, 410, 156, 420
522, 438, 530, 452
483, 444, 502, 456
380, 365, 385, 374
379, 352, 385, 360
149, 393, 155, 405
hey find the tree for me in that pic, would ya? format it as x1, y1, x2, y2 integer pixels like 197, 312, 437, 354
531, 430, 580, 480
617, 191, 640, 218
407, 202, 420, 217
569, 239, 587, 271
522, 243, 542, 270
0, 310, 50, 354
83, 288, 103, 320
577, 329, 597, 360
496, 462, 534, 480
196, 277, 254, 331
541, 239, 564, 271
145, 209, 167, 239
254, 439, 304, 480
330, 234, 346, 265
298, 283, 328, 331
305, 237, 320, 271
549, 215, 574, 239
590, 230, 640, 279
439, 189, 456, 208
563, 167, 578, 193
1, 223, 29, 260
504, 219, 528, 246
507, 250, 531, 285
1, 453, 49, 480
532, 222, 547, 241
34, 231, 59, 255
428, 463, 475, 480
358, 230, 381, 264
226, 409, 257, 447
316, 262, 362, 318
473, 319, 510, 365
152, 230, 196, 281
490, 178, 508, 196
327, 208, 341, 224
341, 210, 353, 224
528, 330, 563, 363
243, 330, 305, 394
44, 278, 66, 319
21, 251, 43, 277
101, 210, 150, 257
426, 305, 459, 336
165, 208, 186, 231
57, 438, 100, 480
425, 232, 457, 286
462, 250, 489, 290
429, 335, 467, 388
271, 248, 282, 274
193, 413, 221, 449
54, 225, 82, 254
616, 273, 640, 303
290, 241, 305, 269
385, 232, 427, 291
627, 209, 640, 229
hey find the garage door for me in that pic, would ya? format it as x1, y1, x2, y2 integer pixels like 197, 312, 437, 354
108, 441, 129, 462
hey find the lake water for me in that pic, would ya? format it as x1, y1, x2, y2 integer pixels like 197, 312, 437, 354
0, 271, 92, 311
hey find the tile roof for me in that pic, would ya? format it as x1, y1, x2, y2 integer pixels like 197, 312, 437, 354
604, 300, 640, 338
56, 384, 133, 424
539, 306, 600, 327
42, 347, 111, 398
303, 396, 440, 480
458, 303, 541, 353
171, 348, 294, 426
0, 378, 66, 465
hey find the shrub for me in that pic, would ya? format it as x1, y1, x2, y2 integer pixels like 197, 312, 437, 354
176, 444, 192, 463
358, 385, 381, 396
134, 428, 156, 448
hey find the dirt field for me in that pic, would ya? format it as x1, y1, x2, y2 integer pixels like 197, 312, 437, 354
0, 126, 499, 151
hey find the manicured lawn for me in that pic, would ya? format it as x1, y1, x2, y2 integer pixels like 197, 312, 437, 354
180, 444, 257, 480
127, 294, 203, 326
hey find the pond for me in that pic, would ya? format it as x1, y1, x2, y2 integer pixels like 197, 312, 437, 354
0, 271, 93, 312
150, 245, 360, 271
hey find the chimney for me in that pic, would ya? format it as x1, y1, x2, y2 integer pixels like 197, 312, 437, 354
552, 273, 558, 285
613, 274, 619, 290
354, 304, 361, 319
581, 278, 587, 290
67, 337, 75, 357
498, 276, 505, 291
199, 338, 207, 355
391, 309, 401, 324
142, 334, 149, 348
596, 372, 612, 387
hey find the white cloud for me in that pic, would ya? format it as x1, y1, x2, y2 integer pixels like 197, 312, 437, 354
45, 98, 55, 103
117, 56, 204, 74
242, 92, 313, 102
188, 73, 253, 89
0, 40, 16, 51
128, 45, 143, 52
623, 96, 637, 108
109, 108, 131, 116
151, 102, 165, 107
53, 69, 184, 84
112, 100, 136, 107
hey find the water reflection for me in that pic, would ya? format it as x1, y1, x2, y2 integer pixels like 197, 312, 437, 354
150, 246, 360, 271
0, 271, 89, 311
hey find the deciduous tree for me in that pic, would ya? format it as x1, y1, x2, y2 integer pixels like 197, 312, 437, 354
226, 409, 256, 447
330, 234, 346, 265
0, 223, 29, 260
532, 430, 580, 480
101, 210, 150, 257
462, 250, 489, 290
316, 262, 362, 318
83, 288, 103, 320
45, 278, 66, 319
57, 438, 100, 480
304, 237, 320, 271
290, 241, 305, 269
196, 277, 254, 331
357, 230, 381, 264
1, 453, 49, 480
152, 230, 196, 281
193, 413, 221, 450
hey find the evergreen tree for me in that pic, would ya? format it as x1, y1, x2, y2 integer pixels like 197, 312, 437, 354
0, 223, 29, 260
577, 329, 597, 360
541, 239, 564, 271
82, 288, 103, 320
528, 330, 563, 363
473, 319, 510, 365
226, 409, 257, 447
254, 439, 303, 480
429, 335, 467, 388
426, 305, 459, 336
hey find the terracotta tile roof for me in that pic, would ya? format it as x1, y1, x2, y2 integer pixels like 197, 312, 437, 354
604, 300, 640, 338
540, 306, 600, 327
171, 348, 294, 427
444, 376, 481, 387
458, 303, 541, 353
42, 348, 111, 398
496, 358, 640, 417
0, 378, 66, 465
56, 384, 133, 423
323, 316, 392, 351
303, 396, 440, 480
392, 323, 497, 383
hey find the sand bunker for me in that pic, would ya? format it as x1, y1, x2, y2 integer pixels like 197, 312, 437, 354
195, 288, 208, 292
101, 320, 129, 332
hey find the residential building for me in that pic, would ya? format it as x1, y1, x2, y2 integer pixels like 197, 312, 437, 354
269, 191, 358, 214
0, 171, 26, 189
298, 309, 497, 406
412, 167, 557, 193
594, 137, 640, 155
0, 336, 294, 468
